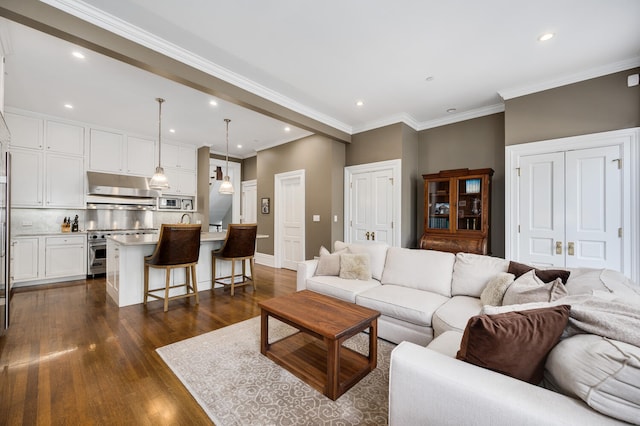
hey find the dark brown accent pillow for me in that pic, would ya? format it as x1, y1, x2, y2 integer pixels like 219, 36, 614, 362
456, 305, 571, 384
508, 261, 571, 284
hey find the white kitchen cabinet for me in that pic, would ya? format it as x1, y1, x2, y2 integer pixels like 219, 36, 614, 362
126, 136, 156, 176
44, 235, 87, 278
162, 142, 196, 171
89, 128, 125, 173
11, 149, 44, 207
163, 168, 197, 196
12, 234, 87, 286
45, 154, 85, 207
11, 148, 84, 208
45, 120, 84, 155
5, 112, 43, 150
12, 237, 40, 282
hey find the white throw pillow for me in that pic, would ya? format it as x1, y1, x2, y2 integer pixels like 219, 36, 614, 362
339, 253, 372, 281
545, 334, 640, 424
502, 270, 568, 306
380, 247, 454, 297
480, 272, 515, 306
451, 253, 509, 297
332, 241, 388, 280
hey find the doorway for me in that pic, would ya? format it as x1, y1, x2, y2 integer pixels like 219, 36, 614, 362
209, 158, 241, 231
274, 170, 305, 270
344, 159, 401, 246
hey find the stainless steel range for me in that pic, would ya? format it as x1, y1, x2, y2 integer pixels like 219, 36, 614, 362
85, 171, 161, 276
88, 228, 158, 276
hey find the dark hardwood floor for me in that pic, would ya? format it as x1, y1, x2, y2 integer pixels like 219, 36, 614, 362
0, 265, 297, 425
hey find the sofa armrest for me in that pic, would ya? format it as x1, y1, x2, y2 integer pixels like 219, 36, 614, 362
389, 342, 626, 426
296, 259, 318, 291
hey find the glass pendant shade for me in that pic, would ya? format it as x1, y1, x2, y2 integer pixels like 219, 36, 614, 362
150, 97, 170, 190
219, 118, 234, 194
149, 166, 169, 190
219, 176, 234, 194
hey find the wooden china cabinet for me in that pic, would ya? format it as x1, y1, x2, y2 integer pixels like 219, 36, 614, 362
419, 168, 493, 255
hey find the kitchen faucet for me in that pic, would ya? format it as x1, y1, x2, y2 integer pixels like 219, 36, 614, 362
180, 213, 191, 224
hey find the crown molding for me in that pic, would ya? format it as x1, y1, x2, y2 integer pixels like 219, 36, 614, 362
352, 113, 420, 134
41, 0, 353, 135
498, 57, 640, 100
417, 103, 505, 131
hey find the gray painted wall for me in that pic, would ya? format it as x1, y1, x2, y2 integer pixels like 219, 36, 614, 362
256, 134, 345, 258
505, 68, 640, 145
418, 113, 506, 256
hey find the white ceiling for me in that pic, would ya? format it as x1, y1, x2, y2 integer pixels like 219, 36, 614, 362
3, 0, 640, 156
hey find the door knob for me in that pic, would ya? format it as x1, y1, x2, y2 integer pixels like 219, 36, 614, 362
555, 241, 562, 255
568, 242, 575, 256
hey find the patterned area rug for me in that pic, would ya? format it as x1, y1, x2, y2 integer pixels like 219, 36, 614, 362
156, 316, 395, 425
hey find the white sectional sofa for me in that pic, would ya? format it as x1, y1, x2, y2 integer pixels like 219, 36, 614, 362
296, 242, 640, 425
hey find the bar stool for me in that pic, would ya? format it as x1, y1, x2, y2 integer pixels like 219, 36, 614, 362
211, 223, 257, 296
144, 224, 201, 312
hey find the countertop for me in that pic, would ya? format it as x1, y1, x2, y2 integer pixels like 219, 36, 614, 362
107, 232, 268, 246
13, 231, 88, 237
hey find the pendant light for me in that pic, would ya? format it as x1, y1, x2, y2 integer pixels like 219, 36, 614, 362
219, 118, 234, 194
149, 97, 170, 190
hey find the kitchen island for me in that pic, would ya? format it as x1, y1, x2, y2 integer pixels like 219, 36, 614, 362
106, 232, 266, 307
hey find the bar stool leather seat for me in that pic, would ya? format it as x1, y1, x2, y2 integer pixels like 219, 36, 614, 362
144, 224, 201, 312
211, 224, 257, 296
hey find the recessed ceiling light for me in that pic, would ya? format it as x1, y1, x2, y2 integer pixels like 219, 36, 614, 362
284, 126, 291, 132
169, 129, 176, 133
64, 104, 73, 109
356, 100, 364, 107
446, 108, 456, 113
538, 32, 554, 42
237, 144, 242, 149
72, 51, 85, 59
209, 100, 218, 106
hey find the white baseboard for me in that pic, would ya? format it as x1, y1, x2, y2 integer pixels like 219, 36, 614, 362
255, 252, 275, 267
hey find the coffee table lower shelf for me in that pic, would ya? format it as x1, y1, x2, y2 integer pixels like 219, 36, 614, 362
264, 331, 372, 400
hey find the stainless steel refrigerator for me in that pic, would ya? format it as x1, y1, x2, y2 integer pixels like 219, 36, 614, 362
1, 113, 11, 335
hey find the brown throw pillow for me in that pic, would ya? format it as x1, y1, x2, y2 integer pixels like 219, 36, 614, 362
456, 305, 571, 384
508, 261, 571, 284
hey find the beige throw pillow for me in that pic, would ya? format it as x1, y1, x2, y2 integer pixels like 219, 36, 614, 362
480, 272, 515, 306
503, 270, 568, 306
339, 253, 372, 280
315, 246, 347, 276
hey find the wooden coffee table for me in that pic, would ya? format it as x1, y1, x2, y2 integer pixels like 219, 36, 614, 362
259, 290, 380, 400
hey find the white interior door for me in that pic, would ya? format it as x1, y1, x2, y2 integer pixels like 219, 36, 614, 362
345, 160, 400, 246
565, 145, 621, 270
241, 180, 257, 224
275, 170, 305, 270
517, 146, 623, 270
518, 152, 565, 267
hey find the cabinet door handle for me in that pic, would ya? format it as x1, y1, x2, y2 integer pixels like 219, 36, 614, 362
555, 241, 562, 255
568, 242, 575, 256
371, 232, 375, 241
365, 231, 370, 240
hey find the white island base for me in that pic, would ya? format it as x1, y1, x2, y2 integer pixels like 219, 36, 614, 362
106, 232, 259, 308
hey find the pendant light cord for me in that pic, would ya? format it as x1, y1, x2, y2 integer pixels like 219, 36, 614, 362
156, 97, 164, 168
224, 118, 231, 176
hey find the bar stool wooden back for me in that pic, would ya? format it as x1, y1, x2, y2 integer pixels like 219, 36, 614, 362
144, 224, 201, 312
211, 224, 257, 296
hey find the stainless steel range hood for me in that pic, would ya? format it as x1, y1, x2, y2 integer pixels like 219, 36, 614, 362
87, 171, 160, 198
86, 171, 160, 209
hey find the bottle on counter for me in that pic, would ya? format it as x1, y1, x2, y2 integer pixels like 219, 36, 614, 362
72, 215, 79, 232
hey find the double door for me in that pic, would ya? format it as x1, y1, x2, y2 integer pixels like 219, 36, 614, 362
517, 145, 621, 270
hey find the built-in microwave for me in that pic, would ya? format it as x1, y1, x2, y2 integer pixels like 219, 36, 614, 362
159, 197, 181, 209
